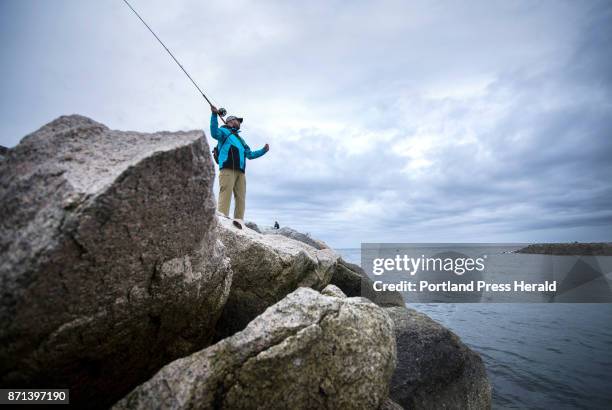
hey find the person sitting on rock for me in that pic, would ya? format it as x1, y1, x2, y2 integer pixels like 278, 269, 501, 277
210, 106, 269, 228
274, 221, 280, 229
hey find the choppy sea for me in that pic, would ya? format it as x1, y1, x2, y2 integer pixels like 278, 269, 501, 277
337, 248, 612, 409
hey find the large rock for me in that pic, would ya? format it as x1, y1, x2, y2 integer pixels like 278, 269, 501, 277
385, 307, 491, 409
263, 226, 330, 250
114, 287, 397, 410
0, 115, 232, 407
321, 283, 347, 298
244, 220, 262, 233
214, 216, 339, 338
331, 258, 404, 307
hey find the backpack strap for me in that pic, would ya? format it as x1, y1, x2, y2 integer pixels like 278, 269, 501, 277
221, 127, 245, 148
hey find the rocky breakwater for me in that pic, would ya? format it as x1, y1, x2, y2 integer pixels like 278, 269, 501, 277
1, 115, 491, 409
0, 115, 232, 407
234, 222, 491, 408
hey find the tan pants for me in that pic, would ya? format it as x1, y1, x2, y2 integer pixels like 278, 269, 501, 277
218, 168, 246, 220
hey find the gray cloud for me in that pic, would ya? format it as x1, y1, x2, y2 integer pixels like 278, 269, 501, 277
1, 0, 611, 247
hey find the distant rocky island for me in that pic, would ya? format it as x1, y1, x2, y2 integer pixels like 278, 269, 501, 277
516, 243, 612, 256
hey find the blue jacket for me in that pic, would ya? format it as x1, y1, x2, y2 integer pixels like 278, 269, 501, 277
210, 113, 267, 172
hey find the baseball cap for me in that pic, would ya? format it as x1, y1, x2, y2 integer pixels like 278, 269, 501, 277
226, 115, 243, 123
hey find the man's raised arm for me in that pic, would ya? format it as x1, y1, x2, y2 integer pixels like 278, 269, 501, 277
210, 106, 225, 142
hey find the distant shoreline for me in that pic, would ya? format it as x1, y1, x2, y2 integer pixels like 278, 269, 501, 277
515, 242, 612, 256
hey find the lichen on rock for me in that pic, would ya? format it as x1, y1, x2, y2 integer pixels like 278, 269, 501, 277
114, 287, 397, 410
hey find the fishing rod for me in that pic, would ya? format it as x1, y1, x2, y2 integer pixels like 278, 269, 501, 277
122, 0, 227, 122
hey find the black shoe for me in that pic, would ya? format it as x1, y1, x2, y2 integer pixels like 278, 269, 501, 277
232, 220, 243, 229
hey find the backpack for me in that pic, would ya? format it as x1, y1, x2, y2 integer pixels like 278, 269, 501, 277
212, 145, 220, 164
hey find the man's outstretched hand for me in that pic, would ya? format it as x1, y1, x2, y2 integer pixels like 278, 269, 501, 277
211, 105, 219, 115
264, 143, 270, 152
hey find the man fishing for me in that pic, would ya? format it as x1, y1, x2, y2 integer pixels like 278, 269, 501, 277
121, 1, 270, 228
210, 105, 269, 228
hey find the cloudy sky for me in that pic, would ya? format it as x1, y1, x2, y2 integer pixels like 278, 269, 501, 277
1, 0, 611, 247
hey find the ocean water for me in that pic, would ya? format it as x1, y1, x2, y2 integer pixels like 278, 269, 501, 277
336, 248, 612, 409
